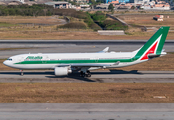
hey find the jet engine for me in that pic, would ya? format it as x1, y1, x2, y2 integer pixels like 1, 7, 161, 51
54, 67, 72, 76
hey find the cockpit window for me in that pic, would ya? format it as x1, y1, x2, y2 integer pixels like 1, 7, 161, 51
7, 58, 12, 61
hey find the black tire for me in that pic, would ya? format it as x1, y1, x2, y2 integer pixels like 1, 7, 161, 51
80, 71, 83, 77
88, 74, 91, 77
82, 73, 86, 77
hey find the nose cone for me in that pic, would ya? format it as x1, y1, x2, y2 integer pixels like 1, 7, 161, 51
3, 60, 7, 66
3, 60, 12, 67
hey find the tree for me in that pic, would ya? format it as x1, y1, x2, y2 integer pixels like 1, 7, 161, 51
96, 0, 104, 4
91, 11, 106, 22
43, 9, 47, 16
131, 6, 136, 9
8, 9, 15, 15
108, 4, 114, 12
90, 0, 97, 9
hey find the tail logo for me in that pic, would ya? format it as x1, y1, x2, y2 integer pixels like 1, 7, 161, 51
140, 34, 162, 60
141, 41, 158, 60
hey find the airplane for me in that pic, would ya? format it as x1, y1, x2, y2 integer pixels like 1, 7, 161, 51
3, 26, 169, 77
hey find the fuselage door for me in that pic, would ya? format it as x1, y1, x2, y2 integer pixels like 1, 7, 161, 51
90, 56, 99, 63
42, 55, 49, 64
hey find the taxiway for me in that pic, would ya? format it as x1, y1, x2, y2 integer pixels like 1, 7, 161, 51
0, 103, 174, 120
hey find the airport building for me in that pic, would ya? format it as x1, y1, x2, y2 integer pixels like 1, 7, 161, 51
106, 0, 130, 3
0, 1, 23, 5
0, 0, 52, 5
130, 0, 150, 4
45, 1, 70, 9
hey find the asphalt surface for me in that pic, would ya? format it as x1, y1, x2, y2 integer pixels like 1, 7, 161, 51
0, 103, 174, 120
0, 70, 174, 83
0, 40, 174, 59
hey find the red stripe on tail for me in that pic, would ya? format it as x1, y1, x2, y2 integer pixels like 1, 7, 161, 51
141, 41, 158, 60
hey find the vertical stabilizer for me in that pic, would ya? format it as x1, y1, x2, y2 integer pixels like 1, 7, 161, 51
133, 26, 170, 60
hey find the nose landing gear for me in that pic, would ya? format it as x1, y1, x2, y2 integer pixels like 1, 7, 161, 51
20, 69, 23, 76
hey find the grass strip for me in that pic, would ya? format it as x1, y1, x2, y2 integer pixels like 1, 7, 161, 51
0, 83, 174, 103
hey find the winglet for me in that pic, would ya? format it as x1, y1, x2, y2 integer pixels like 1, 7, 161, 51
98, 47, 109, 53
113, 61, 120, 65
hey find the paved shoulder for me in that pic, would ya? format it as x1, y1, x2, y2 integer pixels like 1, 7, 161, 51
0, 103, 174, 120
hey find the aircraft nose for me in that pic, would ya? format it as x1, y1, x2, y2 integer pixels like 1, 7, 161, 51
3, 60, 11, 67
3, 60, 7, 66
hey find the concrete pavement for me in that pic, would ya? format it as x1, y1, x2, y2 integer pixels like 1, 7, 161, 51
0, 103, 174, 120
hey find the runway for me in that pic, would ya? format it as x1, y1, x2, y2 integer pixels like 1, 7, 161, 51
0, 40, 174, 59
0, 103, 174, 120
1, 40, 173, 82
0, 40, 174, 120
0, 40, 174, 82
0, 70, 174, 83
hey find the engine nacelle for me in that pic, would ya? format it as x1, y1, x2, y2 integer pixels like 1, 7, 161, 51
54, 67, 72, 76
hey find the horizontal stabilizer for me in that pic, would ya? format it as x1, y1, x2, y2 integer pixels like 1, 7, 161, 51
148, 54, 160, 59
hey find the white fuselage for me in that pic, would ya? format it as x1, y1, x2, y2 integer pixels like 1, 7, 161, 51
3, 51, 146, 70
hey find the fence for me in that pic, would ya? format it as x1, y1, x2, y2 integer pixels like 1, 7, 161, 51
98, 30, 125, 35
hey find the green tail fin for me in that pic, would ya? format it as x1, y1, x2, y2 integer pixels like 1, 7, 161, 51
134, 26, 170, 60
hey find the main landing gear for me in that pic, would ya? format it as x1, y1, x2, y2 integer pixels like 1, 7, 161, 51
80, 70, 91, 77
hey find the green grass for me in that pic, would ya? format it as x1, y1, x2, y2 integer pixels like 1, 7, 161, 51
0, 22, 17, 27
0, 48, 33, 51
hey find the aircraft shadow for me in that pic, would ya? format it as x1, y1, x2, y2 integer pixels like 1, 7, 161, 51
46, 75, 96, 82
46, 70, 143, 82
0, 71, 95, 82
0, 71, 54, 75
93, 70, 142, 74
0, 70, 142, 82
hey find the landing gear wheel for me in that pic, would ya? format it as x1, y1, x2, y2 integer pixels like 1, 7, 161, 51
80, 71, 83, 76
86, 74, 91, 77
80, 70, 91, 77
86, 70, 91, 77
80, 71, 85, 77
80, 71, 83, 77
